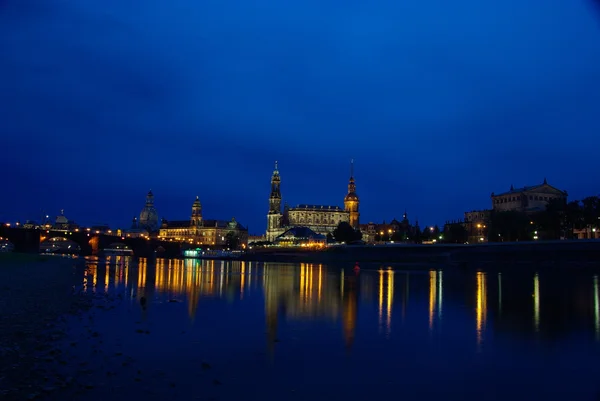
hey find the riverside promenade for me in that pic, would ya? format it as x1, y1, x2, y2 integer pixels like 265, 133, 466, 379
241, 240, 600, 267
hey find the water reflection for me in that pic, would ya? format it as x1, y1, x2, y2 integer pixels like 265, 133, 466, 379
80, 257, 600, 348
594, 275, 599, 340
476, 271, 487, 347
533, 273, 540, 332
378, 269, 394, 335
428, 270, 443, 332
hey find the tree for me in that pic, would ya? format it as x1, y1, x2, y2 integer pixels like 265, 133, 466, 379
333, 222, 361, 243
445, 223, 468, 244
225, 231, 240, 249
488, 211, 531, 242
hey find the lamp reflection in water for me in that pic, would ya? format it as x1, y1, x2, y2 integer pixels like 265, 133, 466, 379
378, 269, 394, 335
594, 275, 599, 340
475, 271, 487, 348
533, 273, 540, 332
429, 270, 436, 331
240, 262, 245, 299
428, 270, 443, 331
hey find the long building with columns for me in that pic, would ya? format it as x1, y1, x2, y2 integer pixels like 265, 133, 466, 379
157, 195, 248, 247
265, 161, 360, 241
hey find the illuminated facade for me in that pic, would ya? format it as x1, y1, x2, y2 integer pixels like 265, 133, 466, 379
265, 161, 360, 241
158, 196, 248, 247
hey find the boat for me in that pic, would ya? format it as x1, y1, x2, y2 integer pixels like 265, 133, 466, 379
101, 243, 134, 256
183, 248, 242, 260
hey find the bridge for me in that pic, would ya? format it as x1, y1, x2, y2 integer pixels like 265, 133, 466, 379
0, 226, 182, 258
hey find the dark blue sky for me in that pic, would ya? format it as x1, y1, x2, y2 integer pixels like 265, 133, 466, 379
1, 0, 600, 234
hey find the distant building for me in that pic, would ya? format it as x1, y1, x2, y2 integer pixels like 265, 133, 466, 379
125, 217, 149, 238
462, 179, 568, 242
53, 210, 78, 231
359, 212, 418, 243
463, 210, 491, 243
158, 196, 248, 248
491, 178, 568, 213
265, 161, 360, 241
139, 190, 159, 233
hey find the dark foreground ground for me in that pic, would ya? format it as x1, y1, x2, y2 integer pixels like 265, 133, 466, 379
0, 253, 88, 400
0, 254, 221, 401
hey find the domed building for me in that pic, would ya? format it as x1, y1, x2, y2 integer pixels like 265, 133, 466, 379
53, 209, 78, 231
139, 190, 159, 233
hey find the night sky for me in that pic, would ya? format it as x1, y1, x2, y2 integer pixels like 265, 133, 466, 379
1, 0, 600, 234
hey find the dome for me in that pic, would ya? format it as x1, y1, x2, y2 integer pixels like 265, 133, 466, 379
55, 209, 68, 225
139, 205, 159, 232
344, 192, 359, 202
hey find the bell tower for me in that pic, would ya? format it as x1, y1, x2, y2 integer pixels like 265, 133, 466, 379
266, 161, 283, 241
344, 159, 360, 229
191, 196, 202, 226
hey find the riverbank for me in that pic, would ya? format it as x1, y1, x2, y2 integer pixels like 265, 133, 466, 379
0, 254, 89, 400
241, 240, 600, 266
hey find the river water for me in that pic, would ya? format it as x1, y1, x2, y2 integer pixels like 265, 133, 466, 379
71, 256, 600, 401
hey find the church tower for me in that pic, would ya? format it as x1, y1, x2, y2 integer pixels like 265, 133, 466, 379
191, 196, 202, 226
266, 161, 283, 241
344, 159, 360, 229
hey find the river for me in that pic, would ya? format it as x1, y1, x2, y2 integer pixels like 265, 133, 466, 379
67, 256, 600, 400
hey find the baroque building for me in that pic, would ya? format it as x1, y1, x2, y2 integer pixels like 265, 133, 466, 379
490, 178, 568, 213
462, 179, 568, 243
139, 190, 159, 232
265, 161, 360, 241
158, 196, 248, 247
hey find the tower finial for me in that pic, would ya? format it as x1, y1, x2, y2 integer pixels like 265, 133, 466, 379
543, 177, 547, 185
275, 160, 278, 171
350, 158, 354, 178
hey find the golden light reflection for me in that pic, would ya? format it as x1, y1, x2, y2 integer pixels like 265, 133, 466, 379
378, 269, 384, 329
593, 275, 598, 340
378, 269, 394, 334
240, 262, 245, 299
104, 260, 110, 292
533, 273, 540, 332
141, 258, 149, 289
476, 272, 487, 347
429, 270, 437, 330
92, 263, 98, 290
318, 265, 322, 302
386, 270, 394, 334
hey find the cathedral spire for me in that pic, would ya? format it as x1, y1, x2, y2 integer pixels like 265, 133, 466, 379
344, 159, 360, 229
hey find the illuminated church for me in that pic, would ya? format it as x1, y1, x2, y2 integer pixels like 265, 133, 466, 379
265, 161, 360, 241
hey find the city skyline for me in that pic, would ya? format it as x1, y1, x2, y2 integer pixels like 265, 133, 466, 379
1, 1, 600, 232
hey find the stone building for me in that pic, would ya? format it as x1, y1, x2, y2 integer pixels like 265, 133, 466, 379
158, 196, 248, 248
462, 179, 568, 242
139, 190, 159, 232
359, 212, 418, 243
265, 161, 360, 241
491, 178, 568, 213
53, 209, 79, 231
